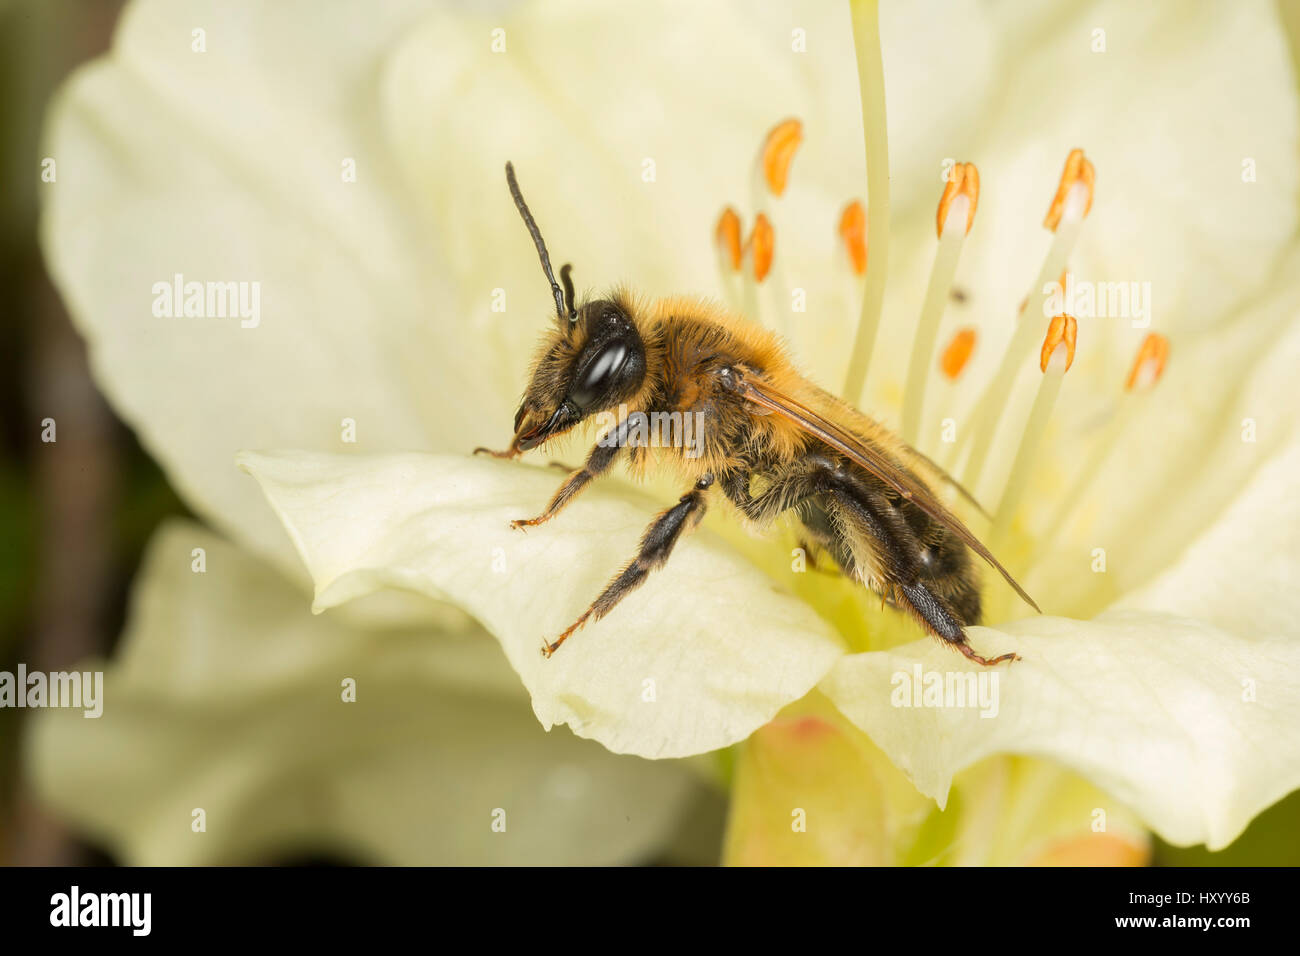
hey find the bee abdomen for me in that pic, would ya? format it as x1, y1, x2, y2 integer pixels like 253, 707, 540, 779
721, 454, 983, 637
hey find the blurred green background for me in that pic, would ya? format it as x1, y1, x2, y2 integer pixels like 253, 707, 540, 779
1, 0, 1298, 866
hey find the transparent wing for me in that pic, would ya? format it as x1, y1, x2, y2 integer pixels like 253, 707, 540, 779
904, 444, 990, 519
738, 378, 1040, 613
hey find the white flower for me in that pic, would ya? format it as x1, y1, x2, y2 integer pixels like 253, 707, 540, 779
28, 521, 697, 864
39, 0, 1300, 855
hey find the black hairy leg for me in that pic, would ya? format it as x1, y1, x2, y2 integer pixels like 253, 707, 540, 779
508, 418, 631, 530
542, 474, 714, 657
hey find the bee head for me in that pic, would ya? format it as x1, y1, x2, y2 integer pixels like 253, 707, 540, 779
504, 162, 646, 449
513, 296, 646, 449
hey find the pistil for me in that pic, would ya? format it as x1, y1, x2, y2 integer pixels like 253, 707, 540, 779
841, 0, 891, 403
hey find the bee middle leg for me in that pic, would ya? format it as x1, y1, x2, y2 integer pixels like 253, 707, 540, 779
542, 474, 714, 658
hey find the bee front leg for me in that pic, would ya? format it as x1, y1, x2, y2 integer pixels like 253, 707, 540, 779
473, 442, 521, 460
542, 474, 714, 657
509, 421, 629, 531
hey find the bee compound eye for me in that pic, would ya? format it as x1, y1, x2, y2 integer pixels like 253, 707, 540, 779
569, 341, 630, 409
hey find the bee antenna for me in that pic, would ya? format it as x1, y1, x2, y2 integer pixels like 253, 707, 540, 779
559, 263, 576, 318
505, 162, 575, 322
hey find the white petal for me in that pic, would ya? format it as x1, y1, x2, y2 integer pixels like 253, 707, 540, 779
39, 0, 501, 570
26, 520, 697, 865
958, 0, 1298, 345
820, 611, 1300, 849
237, 451, 844, 758
1117, 442, 1300, 641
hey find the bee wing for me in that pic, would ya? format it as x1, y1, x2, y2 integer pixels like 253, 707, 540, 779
903, 445, 990, 519
738, 378, 1040, 613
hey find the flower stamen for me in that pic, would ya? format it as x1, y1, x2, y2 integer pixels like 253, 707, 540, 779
746, 213, 774, 283
1022, 267, 1069, 317
990, 314, 1077, 552
838, 200, 868, 276
1038, 313, 1078, 373
715, 205, 744, 312
760, 118, 803, 198
715, 206, 743, 271
738, 212, 777, 333
901, 163, 980, 443
1044, 149, 1095, 232
960, 149, 1095, 496
940, 328, 977, 380
1125, 332, 1170, 391
1039, 332, 1172, 553
936, 162, 979, 238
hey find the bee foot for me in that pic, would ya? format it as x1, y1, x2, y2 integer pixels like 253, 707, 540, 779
474, 445, 519, 460
955, 642, 1020, 666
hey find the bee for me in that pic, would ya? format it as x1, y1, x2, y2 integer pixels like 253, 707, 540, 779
476, 162, 1039, 664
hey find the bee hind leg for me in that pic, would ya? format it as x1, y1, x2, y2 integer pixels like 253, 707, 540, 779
954, 642, 1020, 667
542, 474, 714, 657
824, 477, 1015, 667
897, 580, 1019, 666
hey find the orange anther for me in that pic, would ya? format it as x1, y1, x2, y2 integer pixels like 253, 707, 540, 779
1043, 148, 1095, 231
940, 327, 977, 380
715, 206, 742, 271
748, 213, 774, 282
761, 118, 803, 197
936, 162, 979, 237
1125, 333, 1170, 391
838, 200, 867, 276
1040, 314, 1078, 372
